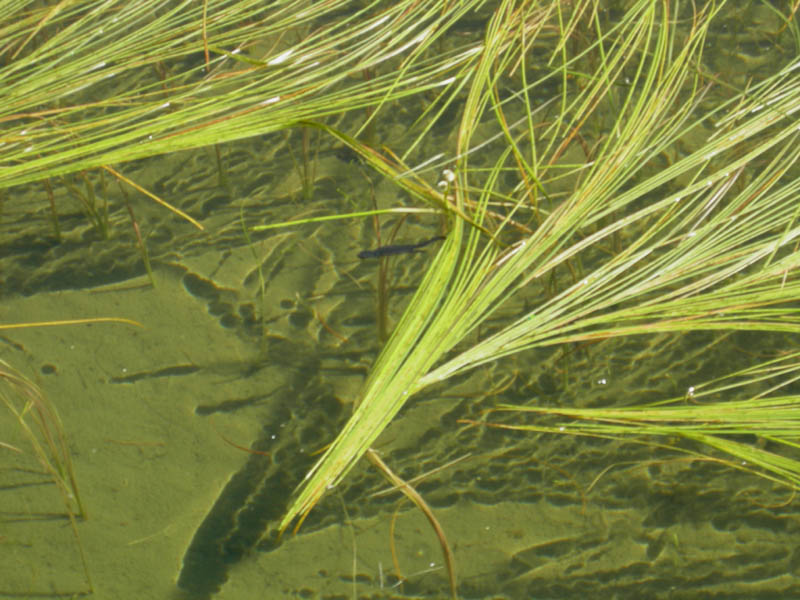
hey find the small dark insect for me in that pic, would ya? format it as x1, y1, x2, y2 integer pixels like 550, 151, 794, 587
358, 236, 445, 259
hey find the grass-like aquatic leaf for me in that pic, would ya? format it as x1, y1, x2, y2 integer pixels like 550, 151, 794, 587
486, 351, 800, 490
1, 359, 92, 592
281, 0, 800, 531
0, 0, 487, 189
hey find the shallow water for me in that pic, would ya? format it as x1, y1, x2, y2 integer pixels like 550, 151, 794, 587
3, 3, 800, 599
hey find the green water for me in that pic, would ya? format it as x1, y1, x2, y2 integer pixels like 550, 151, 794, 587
2, 2, 800, 599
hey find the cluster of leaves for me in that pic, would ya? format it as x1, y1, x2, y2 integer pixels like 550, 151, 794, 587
280, 0, 800, 532
6, 3, 800, 591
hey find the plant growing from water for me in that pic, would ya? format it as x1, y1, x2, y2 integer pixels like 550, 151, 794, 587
6, 0, 800, 595
280, 0, 800, 543
0, 0, 488, 189
0, 359, 92, 592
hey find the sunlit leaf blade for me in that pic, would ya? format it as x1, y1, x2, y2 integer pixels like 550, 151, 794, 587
488, 351, 800, 489
281, 0, 800, 530
0, 0, 485, 188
